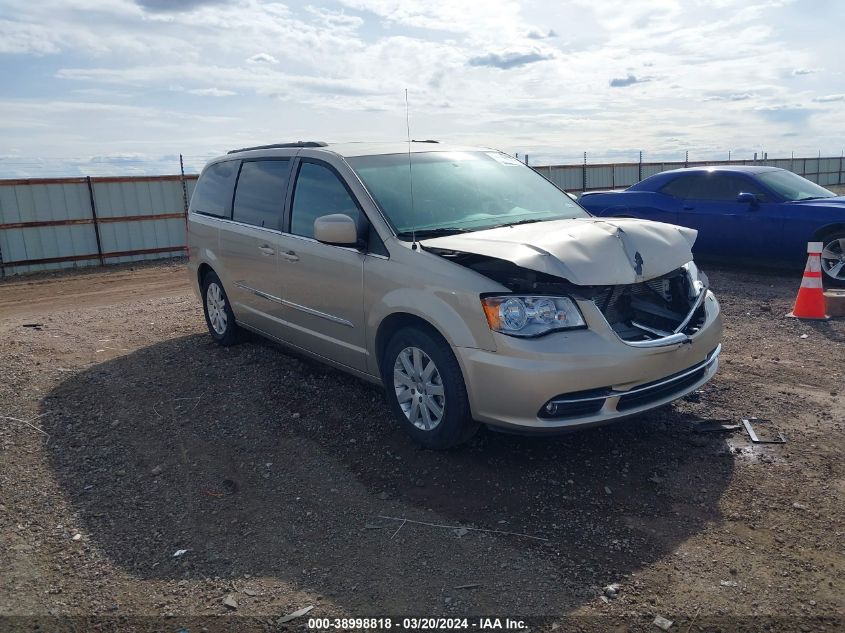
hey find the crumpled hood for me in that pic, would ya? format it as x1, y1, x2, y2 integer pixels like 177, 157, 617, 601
420, 217, 698, 285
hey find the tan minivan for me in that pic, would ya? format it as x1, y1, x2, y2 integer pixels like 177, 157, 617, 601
188, 141, 722, 448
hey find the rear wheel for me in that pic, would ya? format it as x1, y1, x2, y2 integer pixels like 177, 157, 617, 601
821, 232, 845, 288
202, 271, 240, 345
382, 326, 478, 449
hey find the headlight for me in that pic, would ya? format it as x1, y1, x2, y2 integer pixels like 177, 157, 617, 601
481, 295, 586, 337
682, 261, 708, 298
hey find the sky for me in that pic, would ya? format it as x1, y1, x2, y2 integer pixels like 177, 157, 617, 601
1, 0, 844, 176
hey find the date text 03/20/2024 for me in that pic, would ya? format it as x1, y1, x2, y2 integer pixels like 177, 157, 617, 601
307, 617, 528, 630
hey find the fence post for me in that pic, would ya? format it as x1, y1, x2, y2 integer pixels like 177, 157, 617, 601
582, 152, 587, 191
684, 150, 688, 168
840, 151, 843, 185
86, 176, 105, 266
638, 150, 642, 182
179, 154, 189, 218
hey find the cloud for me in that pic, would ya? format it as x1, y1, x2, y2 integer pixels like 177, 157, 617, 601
609, 74, 649, 88
135, 0, 229, 12
791, 67, 821, 76
187, 87, 237, 96
813, 94, 845, 103
754, 104, 814, 125
703, 92, 754, 102
305, 5, 364, 29
526, 28, 557, 39
0, 18, 63, 55
247, 53, 279, 64
467, 50, 555, 70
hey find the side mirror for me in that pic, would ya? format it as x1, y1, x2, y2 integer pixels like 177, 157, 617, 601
736, 192, 758, 205
314, 214, 358, 246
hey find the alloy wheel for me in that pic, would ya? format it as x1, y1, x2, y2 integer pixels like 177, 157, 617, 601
206, 282, 228, 335
821, 238, 845, 282
393, 346, 446, 431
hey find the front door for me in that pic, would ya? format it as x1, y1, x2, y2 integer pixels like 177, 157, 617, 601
675, 173, 774, 259
275, 159, 367, 371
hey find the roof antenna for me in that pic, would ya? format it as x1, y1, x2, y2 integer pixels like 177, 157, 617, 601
405, 88, 418, 250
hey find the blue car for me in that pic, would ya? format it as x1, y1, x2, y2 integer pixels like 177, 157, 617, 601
578, 166, 845, 286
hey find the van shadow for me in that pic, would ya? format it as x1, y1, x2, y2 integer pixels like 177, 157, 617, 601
42, 334, 735, 615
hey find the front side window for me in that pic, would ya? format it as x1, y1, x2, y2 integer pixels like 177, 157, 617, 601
689, 175, 766, 201
290, 162, 361, 238
347, 151, 586, 237
660, 175, 700, 199
756, 170, 836, 201
191, 160, 239, 217
232, 160, 290, 229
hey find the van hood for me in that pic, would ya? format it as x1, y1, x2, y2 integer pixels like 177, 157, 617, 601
420, 217, 698, 286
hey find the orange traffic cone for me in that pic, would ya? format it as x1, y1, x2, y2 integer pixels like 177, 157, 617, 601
787, 242, 829, 320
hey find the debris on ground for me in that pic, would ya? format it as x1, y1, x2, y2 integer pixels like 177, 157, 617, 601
222, 594, 238, 610
603, 583, 620, 599
653, 615, 673, 630
694, 419, 741, 433
742, 418, 787, 444
277, 605, 314, 623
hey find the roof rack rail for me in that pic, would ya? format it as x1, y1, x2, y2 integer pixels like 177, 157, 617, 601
411, 139, 439, 143
227, 141, 328, 154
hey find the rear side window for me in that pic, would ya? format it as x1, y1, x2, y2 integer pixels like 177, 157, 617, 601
232, 160, 290, 229
290, 162, 361, 239
191, 160, 239, 217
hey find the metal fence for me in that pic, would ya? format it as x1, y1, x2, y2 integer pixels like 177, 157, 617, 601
1, 154, 844, 276
533, 155, 845, 193
0, 174, 197, 276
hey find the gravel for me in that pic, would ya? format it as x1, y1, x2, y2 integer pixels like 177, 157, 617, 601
0, 260, 842, 631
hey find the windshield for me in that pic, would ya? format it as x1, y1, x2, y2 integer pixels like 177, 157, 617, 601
347, 151, 588, 237
757, 170, 836, 201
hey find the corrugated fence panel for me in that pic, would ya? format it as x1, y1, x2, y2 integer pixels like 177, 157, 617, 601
0, 180, 98, 275
1, 175, 193, 276
538, 155, 845, 193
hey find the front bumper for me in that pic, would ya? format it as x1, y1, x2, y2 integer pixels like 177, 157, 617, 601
455, 290, 722, 432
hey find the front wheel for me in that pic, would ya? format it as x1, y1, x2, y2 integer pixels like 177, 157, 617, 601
202, 271, 240, 345
382, 326, 478, 449
821, 232, 845, 288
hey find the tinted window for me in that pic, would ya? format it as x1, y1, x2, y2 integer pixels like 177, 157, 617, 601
690, 175, 766, 201
290, 162, 360, 238
191, 160, 239, 217
232, 160, 290, 229
660, 176, 699, 199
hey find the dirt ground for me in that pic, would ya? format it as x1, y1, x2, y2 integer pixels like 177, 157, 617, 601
0, 260, 842, 632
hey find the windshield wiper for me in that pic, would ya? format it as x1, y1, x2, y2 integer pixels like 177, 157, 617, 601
796, 196, 831, 201
396, 227, 472, 240
493, 218, 549, 228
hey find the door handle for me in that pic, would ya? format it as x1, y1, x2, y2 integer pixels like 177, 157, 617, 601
258, 244, 275, 256
281, 250, 299, 262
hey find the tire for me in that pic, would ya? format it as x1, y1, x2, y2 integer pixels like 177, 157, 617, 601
382, 326, 479, 449
201, 271, 240, 346
820, 231, 845, 288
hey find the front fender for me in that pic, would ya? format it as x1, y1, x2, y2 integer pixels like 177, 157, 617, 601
368, 286, 496, 350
